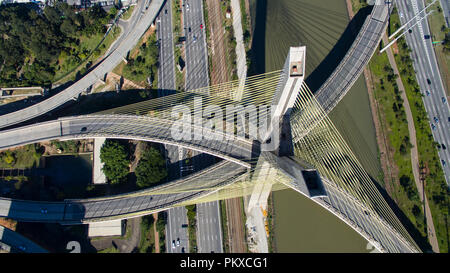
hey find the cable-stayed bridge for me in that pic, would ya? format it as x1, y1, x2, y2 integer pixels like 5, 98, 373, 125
0, 0, 422, 253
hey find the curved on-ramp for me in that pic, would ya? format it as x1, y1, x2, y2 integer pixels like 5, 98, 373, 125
0, 0, 166, 129
1, 2, 389, 129
0, 160, 247, 224
314, 3, 390, 114
0, 115, 258, 168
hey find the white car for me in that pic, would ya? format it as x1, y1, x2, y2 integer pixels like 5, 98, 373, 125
172, 240, 176, 249
186, 4, 190, 11
176, 238, 180, 247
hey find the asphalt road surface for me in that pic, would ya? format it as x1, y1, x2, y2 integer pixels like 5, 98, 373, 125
166, 206, 189, 253
183, 0, 223, 253
0, 0, 165, 129
184, 0, 210, 91
397, 0, 450, 186
196, 201, 223, 253
157, 0, 190, 253
0, 226, 47, 253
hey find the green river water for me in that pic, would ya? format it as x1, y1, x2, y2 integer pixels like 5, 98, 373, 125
249, 0, 383, 252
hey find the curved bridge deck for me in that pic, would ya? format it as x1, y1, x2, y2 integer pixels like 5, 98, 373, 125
0, 0, 165, 129
0, 226, 48, 253
0, 115, 258, 168
0, 161, 247, 223
315, 4, 390, 113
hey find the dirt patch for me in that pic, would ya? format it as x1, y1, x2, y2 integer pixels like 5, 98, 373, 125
0, 218, 17, 231
392, 42, 399, 55
153, 213, 160, 253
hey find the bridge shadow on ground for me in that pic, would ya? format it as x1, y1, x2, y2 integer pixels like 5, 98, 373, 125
305, 6, 373, 94
15, 221, 97, 253
369, 176, 433, 252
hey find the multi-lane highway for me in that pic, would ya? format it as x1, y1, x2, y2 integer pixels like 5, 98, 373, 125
157, 0, 176, 94
396, 0, 450, 186
196, 201, 223, 253
183, 0, 223, 253
155, 0, 189, 254
166, 206, 189, 253
184, 0, 210, 91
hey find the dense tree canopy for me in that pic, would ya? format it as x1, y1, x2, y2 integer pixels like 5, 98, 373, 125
100, 140, 130, 185
0, 3, 113, 87
135, 146, 167, 188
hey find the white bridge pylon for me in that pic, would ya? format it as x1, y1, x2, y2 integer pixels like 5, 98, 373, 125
248, 46, 307, 211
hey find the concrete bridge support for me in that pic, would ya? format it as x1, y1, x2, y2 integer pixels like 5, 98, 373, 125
248, 46, 306, 212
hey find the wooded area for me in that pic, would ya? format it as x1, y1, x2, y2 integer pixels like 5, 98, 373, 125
0, 3, 116, 87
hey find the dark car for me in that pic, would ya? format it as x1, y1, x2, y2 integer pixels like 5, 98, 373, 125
434, 117, 439, 123
165, 9, 167, 14
427, 78, 431, 85
81, 127, 87, 132
424, 35, 431, 39
188, 27, 191, 32
442, 144, 446, 150
442, 97, 447, 104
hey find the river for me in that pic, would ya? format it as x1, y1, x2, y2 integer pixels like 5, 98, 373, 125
249, 0, 383, 252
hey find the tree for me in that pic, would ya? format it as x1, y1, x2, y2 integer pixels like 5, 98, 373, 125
135, 146, 167, 188
412, 205, 421, 217
100, 140, 129, 184
2, 151, 15, 166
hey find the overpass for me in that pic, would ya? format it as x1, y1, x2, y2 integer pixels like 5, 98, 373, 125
0, 80, 421, 253
0, 226, 48, 253
0, 0, 166, 129
0, 0, 389, 128
0, 115, 257, 168
314, 2, 390, 114
0, 1, 423, 253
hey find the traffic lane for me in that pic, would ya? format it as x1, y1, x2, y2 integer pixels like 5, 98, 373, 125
184, 0, 209, 91
196, 201, 223, 253
407, 1, 450, 169
167, 207, 189, 253
0, 0, 165, 129
397, 0, 450, 181
157, 0, 176, 95
0, 226, 48, 253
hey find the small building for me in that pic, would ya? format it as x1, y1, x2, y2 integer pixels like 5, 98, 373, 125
88, 220, 124, 237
